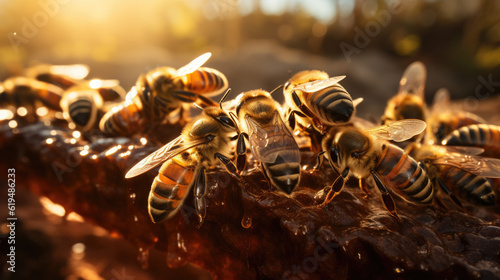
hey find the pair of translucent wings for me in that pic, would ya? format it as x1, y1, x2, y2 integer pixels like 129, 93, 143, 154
125, 135, 206, 178
367, 119, 500, 177
365, 119, 427, 142
25, 64, 90, 81
245, 111, 300, 164
176, 52, 212, 76
397, 61, 427, 101
125, 52, 212, 102
244, 114, 426, 164
292, 75, 346, 93
420, 145, 500, 178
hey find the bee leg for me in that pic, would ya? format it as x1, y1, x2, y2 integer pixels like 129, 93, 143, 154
435, 177, 466, 211
194, 167, 207, 228
319, 168, 349, 207
313, 151, 325, 171
319, 176, 345, 207
215, 152, 241, 180
308, 127, 324, 154
172, 90, 218, 108
235, 133, 247, 173
288, 111, 296, 131
433, 194, 449, 212
291, 90, 326, 133
359, 178, 369, 199
288, 110, 307, 131
371, 171, 401, 222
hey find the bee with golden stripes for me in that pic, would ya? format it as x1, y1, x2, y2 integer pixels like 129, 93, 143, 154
125, 91, 240, 224
0, 77, 64, 116
319, 119, 429, 220
405, 143, 500, 206
284, 71, 359, 135
100, 52, 228, 136
25, 64, 90, 90
426, 88, 487, 144
233, 88, 301, 194
441, 124, 500, 158
381, 62, 427, 145
381, 62, 427, 125
60, 79, 126, 131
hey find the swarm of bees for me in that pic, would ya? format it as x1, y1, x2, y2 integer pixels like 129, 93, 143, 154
2, 54, 500, 226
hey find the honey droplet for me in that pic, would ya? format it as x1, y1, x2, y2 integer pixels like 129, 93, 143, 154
241, 215, 252, 229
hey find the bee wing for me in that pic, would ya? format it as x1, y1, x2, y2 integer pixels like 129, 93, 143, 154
411, 145, 485, 162
88, 79, 120, 89
439, 146, 485, 156
125, 87, 139, 102
398, 61, 426, 100
293, 76, 346, 93
245, 112, 300, 164
352, 97, 363, 108
366, 119, 426, 142
430, 88, 451, 113
352, 116, 377, 130
176, 52, 212, 76
49, 64, 90, 80
125, 135, 205, 178
432, 154, 500, 178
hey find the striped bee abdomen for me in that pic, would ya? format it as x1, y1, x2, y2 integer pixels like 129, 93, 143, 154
439, 165, 495, 206
374, 144, 434, 204
253, 124, 301, 194
68, 98, 93, 127
442, 124, 500, 147
99, 101, 146, 136
262, 157, 300, 195
148, 159, 196, 223
183, 67, 227, 96
308, 84, 354, 125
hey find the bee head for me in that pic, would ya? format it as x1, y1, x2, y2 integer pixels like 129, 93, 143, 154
335, 129, 370, 165
202, 107, 237, 131
146, 67, 179, 93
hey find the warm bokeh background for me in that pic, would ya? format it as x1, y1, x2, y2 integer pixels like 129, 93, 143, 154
1, 0, 500, 117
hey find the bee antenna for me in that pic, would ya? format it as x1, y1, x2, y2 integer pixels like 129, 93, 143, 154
219, 88, 232, 110
269, 84, 284, 96
288, 70, 292, 79
194, 103, 204, 111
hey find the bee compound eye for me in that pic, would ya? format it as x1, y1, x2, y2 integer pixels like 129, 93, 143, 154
205, 134, 215, 142
351, 151, 362, 158
329, 147, 339, 164
219, 115, 235, 127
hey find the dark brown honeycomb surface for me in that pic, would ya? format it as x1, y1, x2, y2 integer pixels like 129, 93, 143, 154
1, 116, 500, 280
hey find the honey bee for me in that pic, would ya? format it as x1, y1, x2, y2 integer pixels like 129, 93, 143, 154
405, 143, 500, 206
381, 62, 427, 126
0, 77, 64, 114
25, 64, 90, 90
60, 79, 126, 131
233, 89, 301, 194
125, 91, 240, 224
283, 70, 358, 134
441, 124, 500, 158
426, 88, 487, 144
320, 119, 429, 219
99, 53, 228, 136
